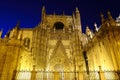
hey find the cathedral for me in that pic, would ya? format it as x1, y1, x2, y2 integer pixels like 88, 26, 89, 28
0, 6, 120, 80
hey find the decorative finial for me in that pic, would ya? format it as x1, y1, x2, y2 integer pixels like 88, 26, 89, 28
76, 7, 79, 13
72, 12, 75, 18
116, 14, 120, 22
119, 14, 120, 18
72, 12, 76, 21
0, 29, 3, 38
100, 13, 105, 24
16, 20, 20, 29
42, 6, 45, 12
86, 26, 93, 38
107, 11, 113, 20
41, 6, 46, 22
94, 22, 99, 32
86, 26, 91, 35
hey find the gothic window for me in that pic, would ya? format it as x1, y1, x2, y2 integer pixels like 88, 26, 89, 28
54, 22, 64, 30
24, 38, 30, 48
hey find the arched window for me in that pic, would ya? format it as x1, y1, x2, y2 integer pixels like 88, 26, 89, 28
54, 22, 64, 30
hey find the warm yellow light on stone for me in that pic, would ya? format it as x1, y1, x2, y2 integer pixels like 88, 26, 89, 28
16, 71, 31, 80
0, 7, 120, 80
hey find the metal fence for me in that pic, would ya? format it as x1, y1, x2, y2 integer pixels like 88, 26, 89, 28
14, 70, 120, 80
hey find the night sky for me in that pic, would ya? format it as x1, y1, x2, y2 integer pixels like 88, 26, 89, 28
0, 0, 120, 37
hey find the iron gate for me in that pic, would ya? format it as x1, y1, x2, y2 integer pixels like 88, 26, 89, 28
14, 70, 120, 80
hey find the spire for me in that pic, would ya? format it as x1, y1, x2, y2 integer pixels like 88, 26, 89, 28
94, 22, 99, 32
42, 6, 46, 14
116, 14, 120, 26
16, 20, 20, 26
116, 14, 120, 22
86, 26, 91, 36
118, 14, 120, 18
100, 13, 105, 24
9, 21, 20, 39
15, 20, 20, 29
5, 29, 10, 38
0, 29, 3, 38
75, 7, 82, 32
72, 12, 76, 30
41, 6, 46, 23
72, 12, 76, 27
14, 21, 20, 34
86, 26, 94, 38
107, 11, 115, 26
75, 7, 79, 13
107, 11, 114, 21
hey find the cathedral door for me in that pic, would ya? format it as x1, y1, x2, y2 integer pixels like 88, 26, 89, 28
53, 64, 62, 80
54, 71, 60, 80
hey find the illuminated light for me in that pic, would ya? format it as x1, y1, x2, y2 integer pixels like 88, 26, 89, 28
117, 42, 120, 46
36, 71, 44, 80
116, 14, 120, 26
16, 71, 31, 80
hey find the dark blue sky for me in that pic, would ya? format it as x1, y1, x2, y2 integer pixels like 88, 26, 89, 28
0, 0, 120, 37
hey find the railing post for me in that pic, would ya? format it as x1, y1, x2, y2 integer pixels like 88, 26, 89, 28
98, 66, 105, 80
12, 70, 17, 80
31, 65, 36, 80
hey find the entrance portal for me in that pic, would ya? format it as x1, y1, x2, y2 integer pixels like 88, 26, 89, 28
54, 64, 63, 80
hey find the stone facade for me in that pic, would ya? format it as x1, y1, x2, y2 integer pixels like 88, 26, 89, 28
85, 12, 120, 71
0, 7, 120, 80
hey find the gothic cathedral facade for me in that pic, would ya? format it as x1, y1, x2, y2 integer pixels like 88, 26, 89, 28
0, 7, 120, 80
